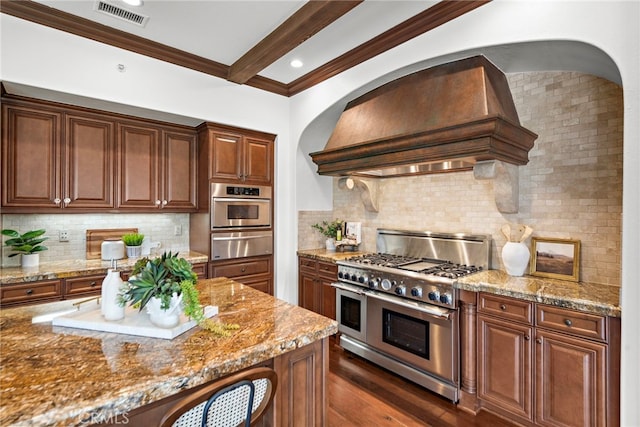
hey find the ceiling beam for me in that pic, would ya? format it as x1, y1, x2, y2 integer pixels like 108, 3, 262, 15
228, 0, 363, 84
287, 0, 491, 96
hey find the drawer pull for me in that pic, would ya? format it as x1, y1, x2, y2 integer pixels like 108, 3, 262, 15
564, 319, 573, 327
500, 304, 506, 310
25, 289, 33, 295
241, 267, 247, 273
524, 335, 530, 341
536, 338, 542, 344
90, 281, 97, 287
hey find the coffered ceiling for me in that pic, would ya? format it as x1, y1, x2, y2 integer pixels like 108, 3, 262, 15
1, 0, 490, 96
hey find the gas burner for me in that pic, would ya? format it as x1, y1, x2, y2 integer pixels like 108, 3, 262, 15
345, 253, 422, 268
419, 263, 483, 278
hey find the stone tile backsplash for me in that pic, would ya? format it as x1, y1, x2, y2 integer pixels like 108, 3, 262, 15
1, 213, 190, 267
300, 71, 622, 286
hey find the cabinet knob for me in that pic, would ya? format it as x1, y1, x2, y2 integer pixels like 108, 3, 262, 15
500, 304, 506, 310
90, 281, 97, 287
524, 335, 530, 341
241, 267, 246, 272
26, 289, 33, 295
54, 198, 61, 205
63, 197, 71, 204
155, 200, 161, 206
162, 200, 168, 206
536, 338, 543, 344
564, 319, 573, 327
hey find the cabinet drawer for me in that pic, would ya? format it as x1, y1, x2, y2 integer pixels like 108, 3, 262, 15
210, 258, 271, 279
1, 280, 62, 306
65, 275, 103, 296
478, 293, 533, 324
298, 257, 317, 272
191, 263, 207, 279
536, 305, 607, 341
317, 261, 337, 280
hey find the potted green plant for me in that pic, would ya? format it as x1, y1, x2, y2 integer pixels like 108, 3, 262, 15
1, 229, 49, 267
120, 251, 238, 335
122, 232, 144, 259
311, 219, 344, 251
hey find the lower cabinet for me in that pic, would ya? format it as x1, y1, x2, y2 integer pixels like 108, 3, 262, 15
477, 292, 619, 426
209, 255, 273, 295
298, 256, 337, 320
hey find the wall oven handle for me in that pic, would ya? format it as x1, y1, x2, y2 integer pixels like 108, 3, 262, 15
212, 234, 271, 241
365, 291, 452, 319
212, 197, 270, 203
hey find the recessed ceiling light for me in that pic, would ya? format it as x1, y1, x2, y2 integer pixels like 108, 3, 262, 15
290, 59, 303, 68
122, 0, 143, 6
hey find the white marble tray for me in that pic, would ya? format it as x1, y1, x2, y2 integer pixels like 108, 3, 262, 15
52, 304, 218, 339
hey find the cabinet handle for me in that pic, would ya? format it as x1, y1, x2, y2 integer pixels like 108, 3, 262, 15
500, 304, 506, 310
54, 198, 61, 205
524, 335, 530, 341
63, 197, 71, 205
155, 200, 162, 206
564, 319, 573, 327
536, 338, 542, 344
162, 200, 168, 206
26, 289, 33, 295
90, 281, 97, 287
241, 267, 246, 272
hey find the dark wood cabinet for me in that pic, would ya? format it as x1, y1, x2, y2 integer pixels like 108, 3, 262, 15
0, 279, 63, 306
298, 256, 337, 320
196, 123, 274, 190
209, 255, 273, 295
117, 123, 196, 211
1, 101, 116, 211
476, 292, 618, 426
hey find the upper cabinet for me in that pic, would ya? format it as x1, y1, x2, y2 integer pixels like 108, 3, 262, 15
117, 122, 197, 211
197, 123, 274, 185
1, 97, 197, 213
2, 100, 116, 211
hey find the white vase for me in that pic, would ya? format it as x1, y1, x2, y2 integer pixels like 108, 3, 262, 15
502, 242, 530, 276
325, 238, 336, 251
126, 245, 142, 258
146, 294, 183, 328
21, 253, 39, 268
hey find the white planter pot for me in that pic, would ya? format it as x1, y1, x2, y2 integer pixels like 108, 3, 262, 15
146, 294, 183, 328
126, 245, 142, 258
325, 238, 336, 251
21, 253, 39, 268
502, 242, 530, 276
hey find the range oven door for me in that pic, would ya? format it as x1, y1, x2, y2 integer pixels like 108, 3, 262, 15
333, 282, 367, 343
366, 292, 458, 385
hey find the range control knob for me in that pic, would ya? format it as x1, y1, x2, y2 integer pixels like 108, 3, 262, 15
410, 287, 423, 298
369, 278, 379, 289
358, 275, 368, 285
439, 293, 452, 305
338, 271, 345, 279
395, 285, 406, 296
428, 290, 440, 301
381, 278, 392, 290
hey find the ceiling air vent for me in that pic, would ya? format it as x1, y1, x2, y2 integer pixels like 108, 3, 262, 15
94, 1, 149, 27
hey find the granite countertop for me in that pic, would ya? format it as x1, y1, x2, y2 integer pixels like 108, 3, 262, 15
299, 248, 620, 318
456, 270, 621, 317
0, 251, 209, 285
0, 277, 338, 427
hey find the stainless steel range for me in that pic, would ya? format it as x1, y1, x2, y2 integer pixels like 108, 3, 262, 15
332, 229, 490, 402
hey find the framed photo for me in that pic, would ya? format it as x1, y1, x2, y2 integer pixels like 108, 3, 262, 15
530, 237, 580, 282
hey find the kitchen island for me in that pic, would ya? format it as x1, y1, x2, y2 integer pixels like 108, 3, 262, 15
0, 277, 337, 426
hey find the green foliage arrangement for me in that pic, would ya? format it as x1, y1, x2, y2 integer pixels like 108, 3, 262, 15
1, 229, 49, 256
311, 219, 344, 239
121, 251, 239, 335
121, 232, 144, 246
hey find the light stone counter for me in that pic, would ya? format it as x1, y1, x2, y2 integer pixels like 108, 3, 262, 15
0, 277, 337, 426
455, 270, 621, 317
0, 251, 208, 285
296, 248, 370, 263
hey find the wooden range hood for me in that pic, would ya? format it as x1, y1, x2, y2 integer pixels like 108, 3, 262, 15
310, 56, 538, 178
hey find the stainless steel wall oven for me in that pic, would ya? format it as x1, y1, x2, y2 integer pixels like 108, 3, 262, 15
210, 183, 271, 230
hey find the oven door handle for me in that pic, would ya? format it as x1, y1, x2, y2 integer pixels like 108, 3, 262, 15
365, 291, 453, 319
331, 282, 368, 295
212, 197, 270, 203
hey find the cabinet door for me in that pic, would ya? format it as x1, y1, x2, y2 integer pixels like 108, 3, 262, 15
1, 104, 61, 208
244, 136, 273, 185
65, 114, 115, 209
320, 278, 336, 320
478, 314, 533, 421
535, 329, 606, 426
117, 123, 161, 209
162, 130, 197, 210
209, 131, 242, 181
299, 272, 319, 312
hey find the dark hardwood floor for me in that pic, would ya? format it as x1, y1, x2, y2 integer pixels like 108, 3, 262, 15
328, 341, 517, 427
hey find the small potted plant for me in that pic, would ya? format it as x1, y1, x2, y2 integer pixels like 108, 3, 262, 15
122, 232, 144, 259
119, 251, 238, 335
1, 229, 49, 267
312, 219, 344, 251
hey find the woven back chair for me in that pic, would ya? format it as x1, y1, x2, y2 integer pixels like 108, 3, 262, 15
159, 367, 277, 427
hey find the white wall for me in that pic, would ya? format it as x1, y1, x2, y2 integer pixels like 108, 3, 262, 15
291, 1, 639, 424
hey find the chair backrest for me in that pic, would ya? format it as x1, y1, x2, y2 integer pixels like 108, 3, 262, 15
160, 367, 278, 427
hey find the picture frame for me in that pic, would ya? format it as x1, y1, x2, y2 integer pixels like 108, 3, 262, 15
530, 237, 580, 282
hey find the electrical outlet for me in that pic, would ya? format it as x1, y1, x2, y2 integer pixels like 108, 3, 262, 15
59, 230, 70, 242
174, 225, 182, 236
